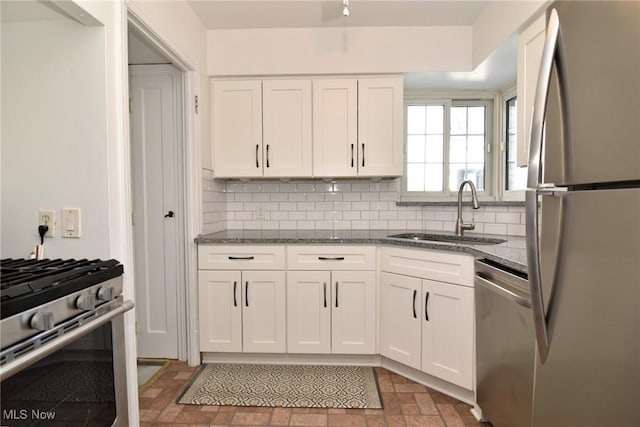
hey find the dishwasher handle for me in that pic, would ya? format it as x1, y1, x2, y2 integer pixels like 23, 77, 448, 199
475, 274, 532, 308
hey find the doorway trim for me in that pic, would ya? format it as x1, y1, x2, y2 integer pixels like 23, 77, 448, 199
127, 6, 201, 366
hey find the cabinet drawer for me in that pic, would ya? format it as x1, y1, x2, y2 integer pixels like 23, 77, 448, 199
198, 245, 285, 270
380, 247, 474, 287
287, 246, 376, 270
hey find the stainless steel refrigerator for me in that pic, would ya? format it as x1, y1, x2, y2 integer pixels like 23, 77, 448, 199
526, 1, 640, 426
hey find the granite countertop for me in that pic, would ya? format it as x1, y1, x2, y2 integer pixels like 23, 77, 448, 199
195, 229, 528, 274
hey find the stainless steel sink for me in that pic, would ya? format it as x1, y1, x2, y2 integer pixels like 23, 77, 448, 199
387, 232, 506, 245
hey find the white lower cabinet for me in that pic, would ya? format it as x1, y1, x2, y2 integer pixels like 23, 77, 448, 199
199, 270, 286, 353
198, 245, 287, 354
286, 246, 377, 355
380, 272, 422, 369
380, 247, 475, 390
421, 279, 474, 390
287, 270, 376, 354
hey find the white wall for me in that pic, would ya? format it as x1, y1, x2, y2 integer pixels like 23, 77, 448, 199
129, 0, 211, 169
472, 0, 549, 68
207, 26, 472, 76
1, 19, 109, 259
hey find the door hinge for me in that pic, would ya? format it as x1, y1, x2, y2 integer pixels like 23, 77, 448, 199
129, 97, 132, 114
194, 95, 199, 114
131, 212, 135, 226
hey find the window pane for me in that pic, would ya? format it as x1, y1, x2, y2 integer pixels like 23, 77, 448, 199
407, 106, 426, 134
425, 135, 443, 162
449, 164, 466, 191
467, 163, 485, 191
450, 136, 467, 163
407, 164, 425, 191
505, 97, 527, 191
468, 107, 485, 134
407, 135, 426, 162
450, 107, 467, 135
426, 105, 444, 134
467, 135, 485, 163
425, 164, 443, 191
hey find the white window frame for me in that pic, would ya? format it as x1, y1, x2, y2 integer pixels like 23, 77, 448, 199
500, 86, 527, 201
401, 91, 497, 202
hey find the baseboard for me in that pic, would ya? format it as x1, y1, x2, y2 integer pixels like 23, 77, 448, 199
201, 352, 382, 366
380, 357, 475, 406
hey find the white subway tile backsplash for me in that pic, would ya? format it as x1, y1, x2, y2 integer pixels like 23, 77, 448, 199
204, 174, 526, 235
484, 223, 508, 235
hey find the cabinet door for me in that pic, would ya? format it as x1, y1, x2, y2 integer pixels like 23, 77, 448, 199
379, 272, 422, 370
242, 270, 286, 353
358, 77, 404, 177
331, 270, 376, 354
516, 14, 545, 167
262, 80, 312, 177
421, 279, 474, 390
198, 270, 242, 352
212, 80, 263, 178
312, 79, 358, 177
286, 271, 331, 354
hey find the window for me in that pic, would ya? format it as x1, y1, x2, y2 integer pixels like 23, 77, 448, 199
505, 96, 527, 191
404, 98, 493, 200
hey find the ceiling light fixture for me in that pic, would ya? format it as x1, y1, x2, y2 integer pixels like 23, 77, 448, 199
343, 0, 350, 17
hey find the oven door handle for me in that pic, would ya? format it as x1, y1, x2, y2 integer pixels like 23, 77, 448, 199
0, 299, 134, 381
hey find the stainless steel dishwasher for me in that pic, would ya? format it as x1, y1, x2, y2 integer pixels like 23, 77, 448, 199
474, 259, 534, 427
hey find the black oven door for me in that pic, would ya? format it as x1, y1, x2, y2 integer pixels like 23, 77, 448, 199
1, 299, 133, 427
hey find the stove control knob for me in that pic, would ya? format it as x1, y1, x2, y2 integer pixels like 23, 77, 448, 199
30, 311, 54, 331
97, 286, 114, 302
76, 294, 96, 311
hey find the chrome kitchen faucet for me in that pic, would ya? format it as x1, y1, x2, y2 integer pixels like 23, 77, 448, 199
455, 179, 480, 236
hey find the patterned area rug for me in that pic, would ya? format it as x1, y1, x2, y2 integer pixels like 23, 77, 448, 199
177, 364, 383, 409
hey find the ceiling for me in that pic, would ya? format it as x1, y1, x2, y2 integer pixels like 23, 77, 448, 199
185, 0, 490, 30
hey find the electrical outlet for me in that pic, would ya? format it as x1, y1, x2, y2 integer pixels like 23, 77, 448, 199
38, 209, 55, 237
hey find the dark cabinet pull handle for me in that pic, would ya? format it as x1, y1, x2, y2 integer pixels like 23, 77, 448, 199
228, 256, 255, 260
245, 281, 249, 307
256, 144, 260, 168
318, 257, 345, 261
266, 144, 270, 168
233, 281, 237, 307
335, 282, 339, 308
362, 143, 365, 167
164, 211, 174, 218
323, 283, 327, 308
413, 289, 417, 319
425, 292, 430, 321
351, 144, 354, 167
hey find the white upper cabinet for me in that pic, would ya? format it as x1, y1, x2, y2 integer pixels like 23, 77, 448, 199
212, 80, 263, 178
212, 79, 313, 178
312, 79, 359, 177
262, 80, 313, 177
357, 78, 404, 176
213, 75, 403, 178
313, 76, 404, 178
517, 14, 546, 167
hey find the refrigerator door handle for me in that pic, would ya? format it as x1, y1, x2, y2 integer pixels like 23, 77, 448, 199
526, 8, 560, 364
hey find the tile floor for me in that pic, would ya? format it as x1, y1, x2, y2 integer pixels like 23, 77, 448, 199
138, 360, 491, 427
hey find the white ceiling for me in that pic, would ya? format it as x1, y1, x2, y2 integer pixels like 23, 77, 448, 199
186, 0, 490, 30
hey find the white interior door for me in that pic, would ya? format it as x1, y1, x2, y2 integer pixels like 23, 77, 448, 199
130, 64, 183, 359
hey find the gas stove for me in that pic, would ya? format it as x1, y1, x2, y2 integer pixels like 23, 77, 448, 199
0, 258, 124, 352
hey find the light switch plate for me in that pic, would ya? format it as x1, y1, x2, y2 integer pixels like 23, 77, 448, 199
61, 208, 81, 238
